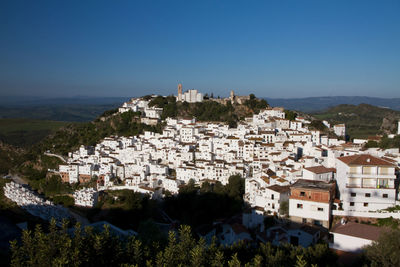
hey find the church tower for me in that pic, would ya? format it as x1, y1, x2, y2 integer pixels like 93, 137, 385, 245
230, 90, 235, 103
178, 83, 183, 102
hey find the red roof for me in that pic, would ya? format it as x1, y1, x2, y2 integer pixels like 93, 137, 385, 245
337, 154, 395, 166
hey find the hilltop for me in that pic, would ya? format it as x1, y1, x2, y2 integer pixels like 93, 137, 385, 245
0, 94, 268, 174
312, 103, 400, 139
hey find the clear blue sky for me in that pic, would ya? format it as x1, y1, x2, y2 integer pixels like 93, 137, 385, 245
0, 0, 399, 98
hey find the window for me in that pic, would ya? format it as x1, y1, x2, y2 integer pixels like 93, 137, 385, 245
318, 207, 324, 211
350, 192, 356, 197
297, 204, 303, 209
383, 194, 388, 198
300, 191, 305, 197
365, 193, 371, 197
313, 220, 322, 226
364, 203, 368, 207
302, 218, 307, 223
350, 202, 355, 206
271, 194, 274, 200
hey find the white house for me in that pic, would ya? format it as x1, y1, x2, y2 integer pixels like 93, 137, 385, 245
264, 185, 290, 215
266, 224, 321, 247
333, 124, 346, 137
336, 154, 397, 212
329, 221, 384, 253
302, 166, 335, 182
289, 179, 335, 228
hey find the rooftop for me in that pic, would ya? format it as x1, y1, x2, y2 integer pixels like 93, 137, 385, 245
304, 166, 336, 174
331, 222, 386, 241
337, 154, 395, 167
291, 179, 334, 191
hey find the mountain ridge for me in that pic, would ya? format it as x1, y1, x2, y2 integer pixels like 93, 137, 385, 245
265, 96, 400, 112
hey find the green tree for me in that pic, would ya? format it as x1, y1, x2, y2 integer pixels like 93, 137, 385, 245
285, 110, 298, 121
179, 179, 198, 194
365, 140, 379, 148
364, 229, 400, 267
200, 181, 213, 193
309, 120, 327, 131
226, 174, 245, 200
279, 201, 289, 216
228, 253, 241, 267
211, 251, 225, 267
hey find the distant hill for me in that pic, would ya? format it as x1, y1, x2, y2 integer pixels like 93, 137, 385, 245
313, 103, 400, 139
0, 118, 70, 147
0, 96, 129, 107
265, 96, 400, 112
0, 96, 130, 122
3, 95, 400, 121
0, 104, 123, 122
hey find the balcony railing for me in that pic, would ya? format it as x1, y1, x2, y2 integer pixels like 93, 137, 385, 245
347, 172, 394, 179
346, 183, 394, 189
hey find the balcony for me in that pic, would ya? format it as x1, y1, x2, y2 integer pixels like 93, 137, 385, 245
346, 183, 394, 189
347, 172, 395, 179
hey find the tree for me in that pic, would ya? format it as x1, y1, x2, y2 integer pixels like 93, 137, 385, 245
228, 253, 241, 267
137, 219, 165, 245
285, 110, 297, 121
200, 181, 212, 193
9, 223, 338, 266
226, 174, 245, 200
309, 120, 327, 131
179, 179, 198, 194
365, 140, 379, 148
211, 251, 225, 267
244, 95, 268, 114
280, 201, 289, 216
364, 229, 400, 267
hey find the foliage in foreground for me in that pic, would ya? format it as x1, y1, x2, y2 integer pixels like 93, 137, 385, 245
164, 175, 245, 228
9, 219, 337, 267
364, 228, 400, 267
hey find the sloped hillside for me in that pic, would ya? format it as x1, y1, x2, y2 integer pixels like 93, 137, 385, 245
313, 104, 400, 138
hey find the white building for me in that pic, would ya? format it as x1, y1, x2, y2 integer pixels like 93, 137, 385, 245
398, 120, 400, 135
263, 185, 290, 215
333, 124, 346, 137
336, 154, 397, 212
267, 224, 321, 247
289, 179, 335, 228
329, 221, 383, 253
73, 188, 99, 208
177, 89, 203, 103
302, 166, 335, 182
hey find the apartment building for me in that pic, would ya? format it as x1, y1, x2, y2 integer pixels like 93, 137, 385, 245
336, 154, 397, 211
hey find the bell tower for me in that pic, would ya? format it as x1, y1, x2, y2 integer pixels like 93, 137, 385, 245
178, 83, 183, 102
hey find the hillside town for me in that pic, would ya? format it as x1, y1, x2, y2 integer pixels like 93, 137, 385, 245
38, 86, 399, 252
4, 85, 400, 255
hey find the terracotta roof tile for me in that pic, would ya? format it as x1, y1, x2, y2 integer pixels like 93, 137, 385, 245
337, 154, 395, 166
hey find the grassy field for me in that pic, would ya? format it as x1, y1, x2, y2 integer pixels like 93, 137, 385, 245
0, 118, 71, 147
